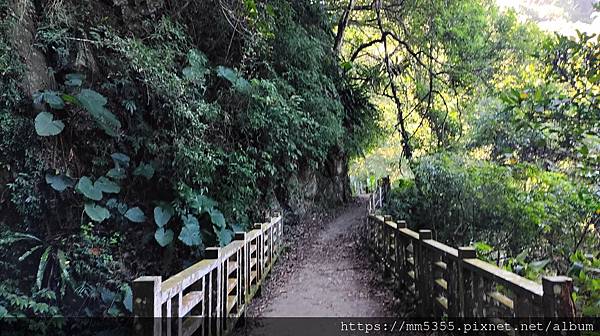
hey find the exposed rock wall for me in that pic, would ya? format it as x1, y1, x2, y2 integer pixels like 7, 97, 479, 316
284, 146, 351, 217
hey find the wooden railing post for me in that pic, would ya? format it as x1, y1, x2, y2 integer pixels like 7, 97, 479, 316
235, 232, 248, 308
133, 276, 162, 336
395, 220, 407, 287
253, 223, 264, 282
274, 212, 283, 255
205, 247, 222, 336
542, 276, 576, 317
382, 215, 393, 278
458, 247, 476, 317
417, 229, 433, 316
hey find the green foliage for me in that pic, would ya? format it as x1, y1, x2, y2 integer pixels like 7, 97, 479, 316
217, 66, 250, 92
33, 91, 65, 110
179, 215, 202, 247
133, 163, 154, 179
76, 177, 103, 201
76, 89, 121, 137
1, 0, 382, 319
37, 116, 62, 141
1, 231, 75, 298
154, 204, 173, 227
470, 32, 599, 184
387, 153, 598, 260
124, 207, 146, 223
155, 228, 174, 247
569, 252, 600, 316
45, 173, 74, 192
84, 203, 110, 223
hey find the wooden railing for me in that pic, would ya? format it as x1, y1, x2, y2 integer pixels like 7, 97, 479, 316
132, 213, 284, 336
367, 178, 576, 319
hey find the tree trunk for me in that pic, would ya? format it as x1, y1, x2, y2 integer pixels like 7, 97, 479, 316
333, 0, 357, 57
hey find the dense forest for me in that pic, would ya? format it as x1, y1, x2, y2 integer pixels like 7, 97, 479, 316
0, 0, 598, 321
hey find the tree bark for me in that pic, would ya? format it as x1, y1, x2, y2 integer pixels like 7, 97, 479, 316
333, 0, 357, 57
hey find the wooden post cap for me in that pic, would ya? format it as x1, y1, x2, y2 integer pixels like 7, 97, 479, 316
419, 229, 432, 240
205, 247, 221, 259
542, 276, 573, 294
458, 247, 477, 259
397, 220, 407, 228
542, 276, 575, 317
234, 232, 246, 240
384, 215, 393, 221
132, 276, 162, 317
253, 223, 263, 230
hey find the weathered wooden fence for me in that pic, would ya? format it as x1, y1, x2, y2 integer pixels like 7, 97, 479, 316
367, 178, 577, 319
133, 213, 283, 336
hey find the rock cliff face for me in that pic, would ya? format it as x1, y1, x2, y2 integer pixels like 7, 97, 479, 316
284, 147, 351, 217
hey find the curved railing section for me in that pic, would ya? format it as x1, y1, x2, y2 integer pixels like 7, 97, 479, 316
132, 213, 283, 335
367, 177, 576, 319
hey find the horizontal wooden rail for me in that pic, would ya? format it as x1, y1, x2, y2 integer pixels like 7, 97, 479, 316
133, 213, 284, 336
367, 177, 576, 319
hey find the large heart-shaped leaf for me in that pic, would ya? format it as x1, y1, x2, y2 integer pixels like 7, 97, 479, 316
179, 224, 202, 247
107, 167, 126, 180
154, 228, 174, 247
76, 89, 121, 137
34, 91, 65, 109
95, 176, 120, 194
65, 73, 85, 87
182, 214, 199, 228
209, 208, 226, 229
99, 287, 115, 304
45, 173, 75, 192
76, 176, 102, 201
179, 214, 202, 247
35, 112, 65, 136
216, 66, 249, 92
106, 198, 128, 215
216, 228, 233, 247
84, 202, 110, 222
44, 92, 65, 109
111, 153, 130, 167
133, 163, 154, 179
154, 205, 173, 227
117, 202, 128, 215
529, 259, 551, 272
124, 207, 146, 223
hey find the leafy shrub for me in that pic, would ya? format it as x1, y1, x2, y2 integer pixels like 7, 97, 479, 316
387, 153, 599, 264
387, 153, 599, 315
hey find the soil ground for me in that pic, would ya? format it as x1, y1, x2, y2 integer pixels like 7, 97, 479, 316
235, 196, 414, 335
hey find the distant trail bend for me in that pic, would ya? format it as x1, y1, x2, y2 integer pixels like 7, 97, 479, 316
246, 196, 392, 318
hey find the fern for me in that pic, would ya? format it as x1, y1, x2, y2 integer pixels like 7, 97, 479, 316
36, 246, 51, 291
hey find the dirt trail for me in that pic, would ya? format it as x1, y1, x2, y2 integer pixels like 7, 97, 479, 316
244, 197, 397, 320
